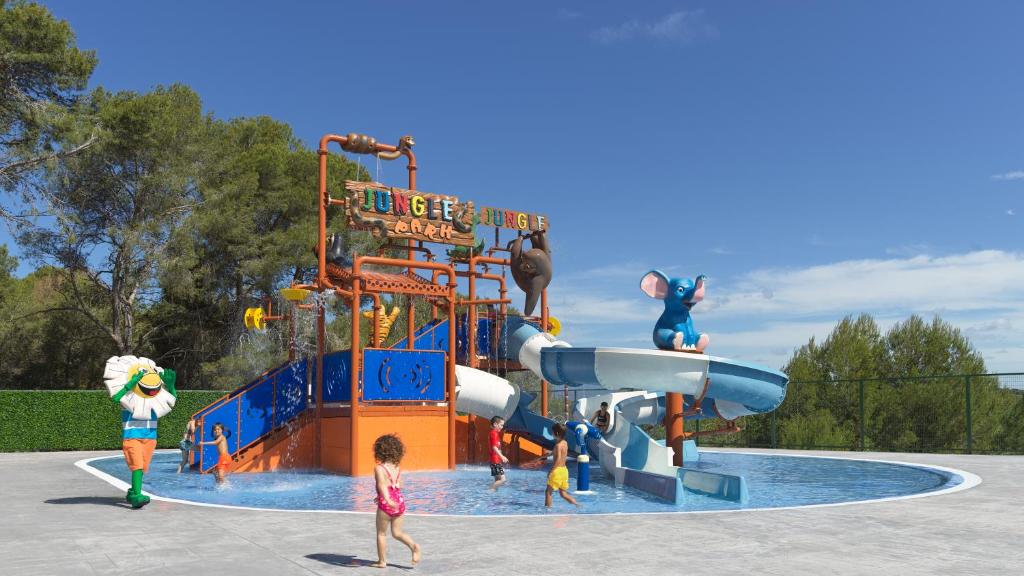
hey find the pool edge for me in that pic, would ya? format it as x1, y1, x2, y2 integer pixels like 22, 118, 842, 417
74, 449, 983, 518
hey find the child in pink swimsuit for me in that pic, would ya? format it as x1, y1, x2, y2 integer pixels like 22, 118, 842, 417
371, 434, 421, 568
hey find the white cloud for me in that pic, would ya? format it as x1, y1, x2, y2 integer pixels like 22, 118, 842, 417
991, 171, 1024, 181
704, 250, 1024, 318
709, 246, 734, 255
592, 10, 717, 44
543, 250, 1024, 373
1008, 209, 1016, 216
556, 8, 582, 20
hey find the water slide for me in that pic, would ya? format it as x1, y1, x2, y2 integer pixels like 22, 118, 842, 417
453, 319, 788, 503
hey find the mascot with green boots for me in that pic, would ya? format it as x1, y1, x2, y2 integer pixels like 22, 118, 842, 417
103, 356, 177, 509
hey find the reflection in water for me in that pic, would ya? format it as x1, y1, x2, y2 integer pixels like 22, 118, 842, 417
86, 452, 960, 516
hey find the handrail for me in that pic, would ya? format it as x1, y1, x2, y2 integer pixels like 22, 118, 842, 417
389, 318, 447, 350
191, 362, 291, 422
193, 359, 309, 473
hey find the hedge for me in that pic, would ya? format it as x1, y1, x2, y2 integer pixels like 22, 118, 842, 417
0, 390, 226, 452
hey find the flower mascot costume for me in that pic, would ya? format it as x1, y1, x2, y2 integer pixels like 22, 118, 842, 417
103, 356, 177, 509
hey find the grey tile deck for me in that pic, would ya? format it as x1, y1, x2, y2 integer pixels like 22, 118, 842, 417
1, 449, 1020, 575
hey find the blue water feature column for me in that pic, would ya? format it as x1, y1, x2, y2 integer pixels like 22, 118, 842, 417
567, 420, 601, 493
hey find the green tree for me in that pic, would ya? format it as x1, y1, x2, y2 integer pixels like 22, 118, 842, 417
764, 313, 1020, 453
0, 1, 97, 201
16, 84, 207, 356
153, 116, 372, 388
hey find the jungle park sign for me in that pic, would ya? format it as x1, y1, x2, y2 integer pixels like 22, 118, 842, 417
344, 181, 548, 247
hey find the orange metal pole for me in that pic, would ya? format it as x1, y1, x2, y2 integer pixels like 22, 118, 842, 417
447, 280, 457, 470
350, 278, 361, 475
315, 296, 325, 468
468, 261, 477, 368
666, 392, 684, 466
540, 289, 549, 417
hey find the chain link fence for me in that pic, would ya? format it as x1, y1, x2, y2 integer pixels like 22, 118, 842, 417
537, 373, 1024, 455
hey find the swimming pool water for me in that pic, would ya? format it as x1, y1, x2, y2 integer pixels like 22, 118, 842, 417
86, 451, 962, 515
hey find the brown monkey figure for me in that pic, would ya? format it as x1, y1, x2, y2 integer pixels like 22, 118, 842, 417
508, 230, 552, 316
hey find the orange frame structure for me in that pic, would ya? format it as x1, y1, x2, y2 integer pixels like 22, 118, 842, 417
282, 131, 551, 476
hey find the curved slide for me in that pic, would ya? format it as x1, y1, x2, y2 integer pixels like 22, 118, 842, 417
454, 318, 788, 504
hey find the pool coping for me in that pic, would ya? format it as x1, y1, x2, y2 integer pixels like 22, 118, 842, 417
74, 449, 982, 518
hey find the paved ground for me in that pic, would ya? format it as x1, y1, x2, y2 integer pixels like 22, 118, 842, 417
1, 449, 1021, 576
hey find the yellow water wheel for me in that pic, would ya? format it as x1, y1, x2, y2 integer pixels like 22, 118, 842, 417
547, 316, 562, 336
244, 307, 265, 330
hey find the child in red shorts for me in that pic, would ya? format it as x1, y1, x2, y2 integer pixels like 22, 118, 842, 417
488, 416, 509, 490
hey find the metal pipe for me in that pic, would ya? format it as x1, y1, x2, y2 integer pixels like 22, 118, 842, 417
315, 296, 325, 468
666, 392, 684, 466
446, 274, 457, 470
350, 278, 361, 475
540, 289, 549, 417
468, 259, 477, 368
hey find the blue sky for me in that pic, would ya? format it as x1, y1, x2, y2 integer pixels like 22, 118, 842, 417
11, 1, 1024, 371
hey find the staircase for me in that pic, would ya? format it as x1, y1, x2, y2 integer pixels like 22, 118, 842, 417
191, 358, 310, 473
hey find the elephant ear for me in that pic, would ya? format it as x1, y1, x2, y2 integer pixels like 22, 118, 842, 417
640, 270, 670, 299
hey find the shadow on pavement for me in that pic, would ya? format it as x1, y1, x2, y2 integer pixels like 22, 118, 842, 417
306, 553, 412, 570
45, 496, 130, 508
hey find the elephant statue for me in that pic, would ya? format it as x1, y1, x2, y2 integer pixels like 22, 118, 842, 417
508, 230, 552, 316
639, 270, 709, 352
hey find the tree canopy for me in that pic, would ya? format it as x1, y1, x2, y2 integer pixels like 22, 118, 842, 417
0, 0, 97, 199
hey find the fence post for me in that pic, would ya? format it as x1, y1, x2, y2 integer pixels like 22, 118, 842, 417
859, 379, 866, 451
770, 411, 777, 449
965, 376, 973, 454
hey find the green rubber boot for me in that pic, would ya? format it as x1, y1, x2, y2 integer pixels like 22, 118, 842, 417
128, 469, 150, 509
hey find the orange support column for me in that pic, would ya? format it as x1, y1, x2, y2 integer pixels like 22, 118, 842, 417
315, 297, 325, 468
666, 392, 684, 466
540, 289, 549, 417
447, 283, 457, 470
350, 280, 362, 476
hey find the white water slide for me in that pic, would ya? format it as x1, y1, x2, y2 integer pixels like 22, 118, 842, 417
454, 319, 788, 503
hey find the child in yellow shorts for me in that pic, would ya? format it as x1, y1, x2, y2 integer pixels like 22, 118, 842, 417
545, 423, 578, 508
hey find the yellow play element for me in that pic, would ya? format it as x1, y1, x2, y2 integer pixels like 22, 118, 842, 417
547, 316, 562, 336
244, 307, 266, 330
363, 305, 402, 346
279, 287, 311, 302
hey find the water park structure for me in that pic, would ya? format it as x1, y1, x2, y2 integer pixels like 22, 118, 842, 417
186, 129, 791, 504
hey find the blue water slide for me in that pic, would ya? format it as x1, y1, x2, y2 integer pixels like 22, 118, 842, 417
491, 317, 787, 503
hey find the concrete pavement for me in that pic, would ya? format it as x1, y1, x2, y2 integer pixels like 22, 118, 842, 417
1, 449, 1020, 576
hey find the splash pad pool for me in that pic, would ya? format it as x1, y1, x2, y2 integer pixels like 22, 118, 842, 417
80, 451, 977, 516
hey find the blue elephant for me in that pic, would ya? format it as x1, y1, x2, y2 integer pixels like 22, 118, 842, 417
640, 270, 709, 352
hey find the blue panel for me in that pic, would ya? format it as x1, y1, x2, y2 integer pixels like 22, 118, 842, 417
455, 315, 469, 363
428, 319, 450, 352
410, 319, 450, 352
238, 377, 274, 449
679, 468, 748, 502
624, 468, 683, 504
362, 349, 446, 401
199, 400, 239, 472
476, 318, 492, 357
276, 359, 308, 420
322, 351, 351, 403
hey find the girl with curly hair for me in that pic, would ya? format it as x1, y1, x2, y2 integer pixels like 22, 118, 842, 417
371, 434, 420, 568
